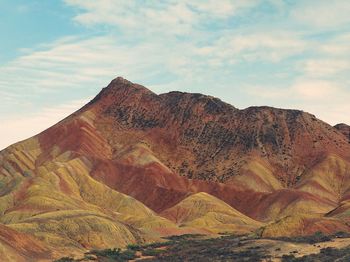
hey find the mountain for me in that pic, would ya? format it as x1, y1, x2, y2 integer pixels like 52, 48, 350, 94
1, 77, 350, 260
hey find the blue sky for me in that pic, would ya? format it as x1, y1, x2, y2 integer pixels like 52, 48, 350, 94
1, 0, 350, 149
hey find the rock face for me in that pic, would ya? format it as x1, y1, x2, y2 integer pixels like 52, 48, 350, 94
1, 77, 350, 259
92, 78, 350, 185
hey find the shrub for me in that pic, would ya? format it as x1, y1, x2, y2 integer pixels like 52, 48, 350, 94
281, 254, 297, 262
142, 241, 173, 249
120, 249, 137, 260
87, 248, 136, 261
271, 231, 332, 244
127, 244, 141, 251
334, 231, 350, 238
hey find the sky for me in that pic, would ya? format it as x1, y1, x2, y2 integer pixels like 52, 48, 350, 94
0, 0, 350, 150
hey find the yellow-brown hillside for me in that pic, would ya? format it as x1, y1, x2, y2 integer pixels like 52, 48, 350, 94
161, 192, 262, 234
0, 121, 179, 259
261, 213, 350, 238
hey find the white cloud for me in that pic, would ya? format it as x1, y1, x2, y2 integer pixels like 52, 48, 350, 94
0, 36, 167, 95
291, 0, 350, 28
196, 32, 307, 63
291, 80, 340, 99
0, 99, 89, 150
189, 0, 259, 17
302, 59, 350, 77
0, 34, 209, 126
0, 28, 307, 104
64, 0, 260, 35
320, 33, 350, 56
248, 79, 343, 100
246, 79, 350, 125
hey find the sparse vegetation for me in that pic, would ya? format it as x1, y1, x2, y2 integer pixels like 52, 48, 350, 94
86, 248, 136, 261
142, 240, 173, 249
55, 232, 350, 262
54, 257, 76, 262
270, 231, 338, 244
281, 246, 350, 262
126, 243, 142, 251
142, 248, 165, 256
138, 234, 269, 261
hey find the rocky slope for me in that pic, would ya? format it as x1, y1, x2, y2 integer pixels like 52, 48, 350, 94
1, 77, 350, 259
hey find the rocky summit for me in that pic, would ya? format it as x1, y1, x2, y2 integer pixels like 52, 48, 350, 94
1, 77, 350, 261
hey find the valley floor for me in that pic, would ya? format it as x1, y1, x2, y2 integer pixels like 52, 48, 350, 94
55, 233, 350, 262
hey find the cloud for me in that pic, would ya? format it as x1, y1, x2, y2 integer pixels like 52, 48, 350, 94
290, 79, 341, 99
0, 36, 163, 95
64, 0, 260, 35
198, 32, 307, 63
301, 59, 350, 77
319, 33, 350, 56
0, 0, 305, 97
291, 0, 350, 29
0, 25, 308, 103
0, 99, 89, 150
246, 78, 350, 125
248, 79, 343, 100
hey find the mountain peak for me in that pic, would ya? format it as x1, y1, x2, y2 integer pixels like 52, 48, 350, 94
106, 76, 152, 93
109, 76, 133, 86
87, 76, 154, 107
